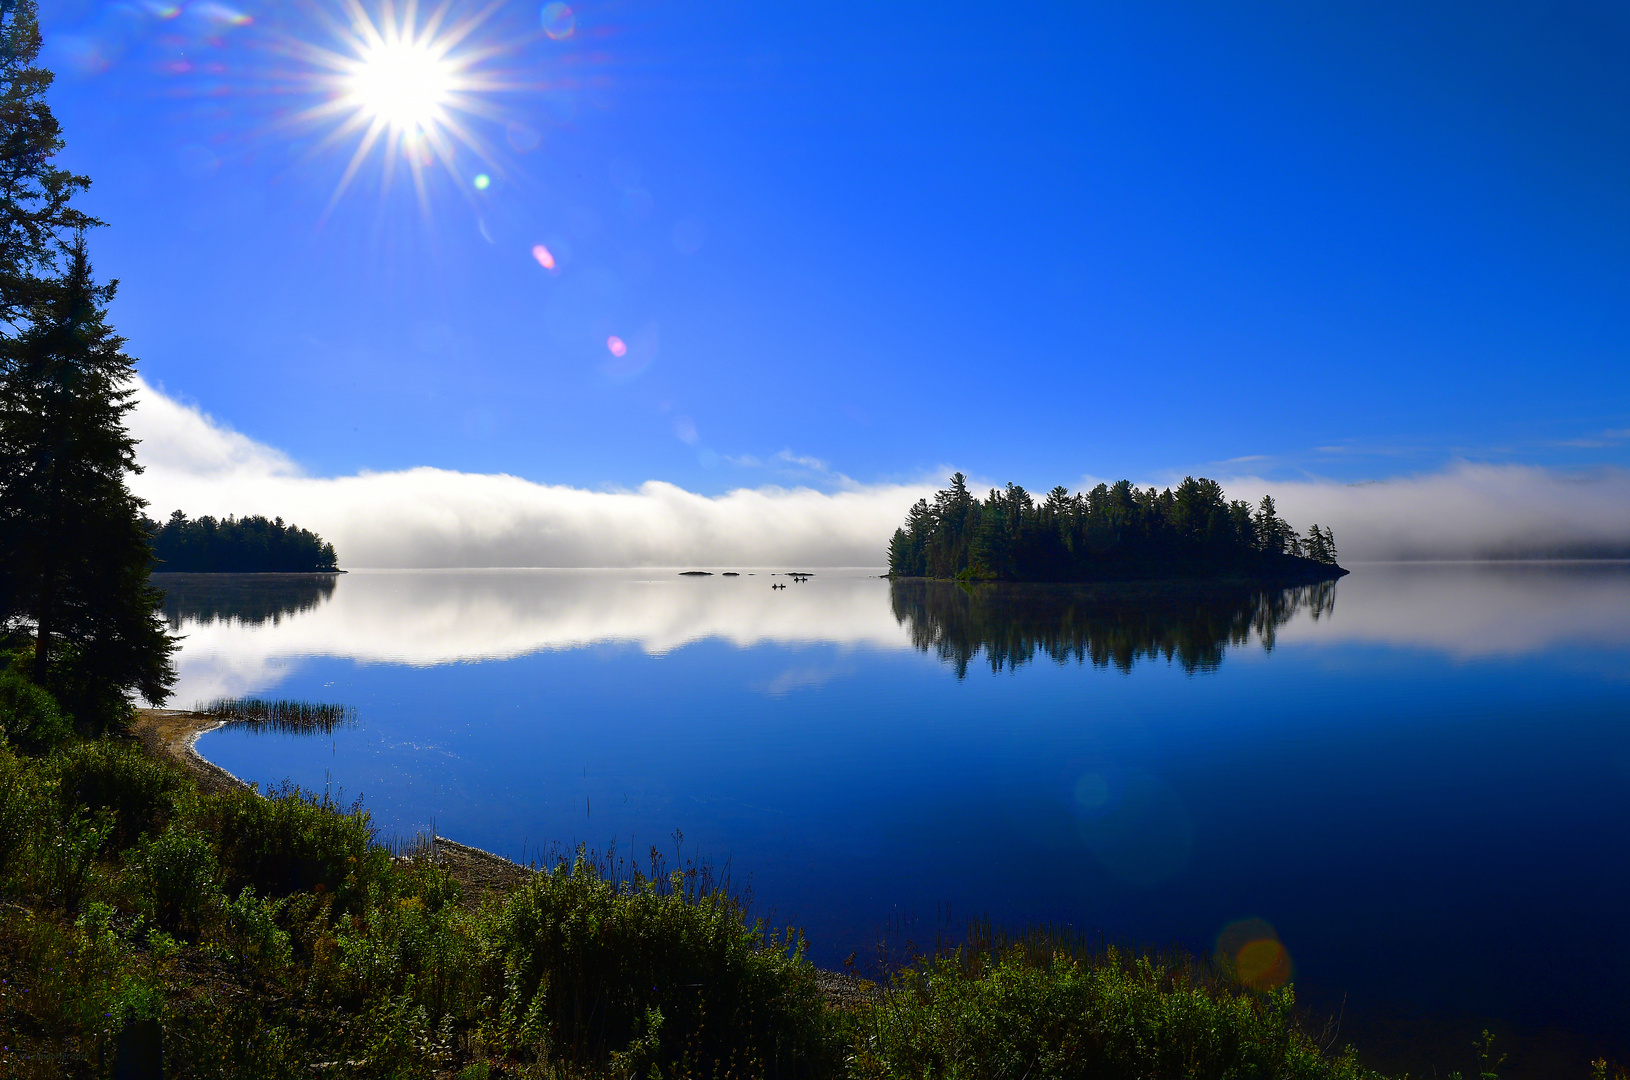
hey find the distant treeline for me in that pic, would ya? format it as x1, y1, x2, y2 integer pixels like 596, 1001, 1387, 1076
888, 474, 1340, 582
145, 511, 339, 573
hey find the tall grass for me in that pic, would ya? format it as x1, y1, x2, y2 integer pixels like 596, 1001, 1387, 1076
196, 696, 355, 734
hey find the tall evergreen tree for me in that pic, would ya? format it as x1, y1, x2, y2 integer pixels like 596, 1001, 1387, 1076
0, 239, 174, 728
0, 1, 96, 324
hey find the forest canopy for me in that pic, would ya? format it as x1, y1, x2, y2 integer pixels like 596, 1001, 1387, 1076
145, 511, 339, 573
888, 474, 1341, 583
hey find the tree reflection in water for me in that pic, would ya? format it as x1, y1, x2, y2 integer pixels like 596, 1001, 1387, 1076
890, 578, 1338, 677
155, 572, 338, 630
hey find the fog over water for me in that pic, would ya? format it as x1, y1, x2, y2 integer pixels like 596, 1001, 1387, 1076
132, 379, 1630, 568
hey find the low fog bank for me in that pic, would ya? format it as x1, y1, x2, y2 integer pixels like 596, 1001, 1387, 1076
1221, 465, 1630, 561
130, 379, 931, 568
130, 379, 1630, 566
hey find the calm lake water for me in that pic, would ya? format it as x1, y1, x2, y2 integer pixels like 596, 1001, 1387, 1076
163, 564, 1630, 1074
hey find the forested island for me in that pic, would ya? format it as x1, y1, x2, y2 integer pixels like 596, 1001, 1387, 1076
145, 511, 339, 573
888, 473, 1343, 582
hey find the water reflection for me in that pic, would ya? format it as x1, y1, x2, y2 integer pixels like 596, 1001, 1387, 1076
158, 563, 1630, 704
179, 562, 1630, 1073
891, 578, 1338, 677
156, 572, 337, 629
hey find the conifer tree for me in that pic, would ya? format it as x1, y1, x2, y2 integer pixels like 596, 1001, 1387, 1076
0, 1, 97, 323
0, 239, 174, 728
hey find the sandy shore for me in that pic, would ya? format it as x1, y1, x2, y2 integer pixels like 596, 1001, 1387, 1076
131, 709, 534, 900
128, 708, 879, 1006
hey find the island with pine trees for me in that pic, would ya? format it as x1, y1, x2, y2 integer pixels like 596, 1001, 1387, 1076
145, 511, 340, 573
887, 473, 1344, 583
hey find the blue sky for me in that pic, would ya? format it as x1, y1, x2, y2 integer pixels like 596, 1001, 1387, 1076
41, 0, 1630, 496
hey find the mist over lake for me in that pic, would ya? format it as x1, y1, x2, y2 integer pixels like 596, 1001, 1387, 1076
171, 563, 1630, 1069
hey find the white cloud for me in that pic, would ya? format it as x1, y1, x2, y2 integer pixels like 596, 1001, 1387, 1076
132, 380, 300, 482
127, 379, 1630, 568
128, 378, 934, 568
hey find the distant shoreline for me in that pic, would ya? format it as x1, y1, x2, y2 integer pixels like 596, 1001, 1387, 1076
151, 569, 347, 575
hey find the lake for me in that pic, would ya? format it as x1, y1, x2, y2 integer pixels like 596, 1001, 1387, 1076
161, 563, 1630, 1076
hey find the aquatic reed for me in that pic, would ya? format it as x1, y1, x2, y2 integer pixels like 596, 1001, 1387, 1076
195, 696, 356, 735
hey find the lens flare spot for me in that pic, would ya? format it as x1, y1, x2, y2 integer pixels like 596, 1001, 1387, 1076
606, 335, 628, 357
531, 244, 557, 271
541, 2, 576, 39
507, 121, 542, 153
1215, 919, 1294, 991
473, 173, 491, 190
194, 2, 252, 27
1073, 773, 1111, 810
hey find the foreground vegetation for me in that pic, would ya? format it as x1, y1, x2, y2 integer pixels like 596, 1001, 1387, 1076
889, 474, 1341, 582
2, 688, 1451, 1079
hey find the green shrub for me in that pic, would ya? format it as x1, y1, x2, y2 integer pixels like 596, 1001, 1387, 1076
853, 946, 1383, 1080
48, 738, 189, 850
37, 806, 113, 912
136, 821, 222, 937
324, 861, 480, 1019
220, 886, 293, 981
0, 744, 47, 887
199, 783, 391, 915
0, 655, 72, 755
490, 858, 843, 1077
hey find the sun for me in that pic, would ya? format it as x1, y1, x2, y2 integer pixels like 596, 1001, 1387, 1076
289, 1, 515, 218
344, 36, 456, 134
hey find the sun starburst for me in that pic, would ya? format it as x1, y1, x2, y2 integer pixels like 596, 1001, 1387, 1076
289, 0, 515, 219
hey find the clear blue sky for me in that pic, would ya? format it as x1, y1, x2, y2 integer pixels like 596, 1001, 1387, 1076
40, 0, 1630, 493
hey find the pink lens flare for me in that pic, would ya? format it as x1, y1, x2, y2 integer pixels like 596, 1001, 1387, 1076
606, 336, 628, 357
541, 2, 575, 39
531, 244, 556, 271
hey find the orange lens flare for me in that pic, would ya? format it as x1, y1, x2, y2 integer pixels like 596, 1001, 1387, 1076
1215, 918, 1294, 991
531, 244, 556, 270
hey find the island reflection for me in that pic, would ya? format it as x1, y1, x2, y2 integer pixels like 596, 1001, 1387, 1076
156, 572, 338, 630
891, 578, 1337, 677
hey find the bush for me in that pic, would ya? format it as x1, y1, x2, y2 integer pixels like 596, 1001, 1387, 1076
0, 744, 47, 887
490, 858, 843, 1077
325, 861, 480, 1017
220, 886, 293, 981
48, 738, 189, 850
199, 783, 391, 915
0, 654, 72, 754
136, 822, 221, 937
852, 946, 1383, 1080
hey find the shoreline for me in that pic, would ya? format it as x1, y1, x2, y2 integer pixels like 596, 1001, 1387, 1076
128, 708, 877, 1007
131, 709, 539, 899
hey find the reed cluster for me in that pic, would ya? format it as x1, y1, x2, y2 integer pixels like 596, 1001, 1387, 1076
195, 696, 355, 735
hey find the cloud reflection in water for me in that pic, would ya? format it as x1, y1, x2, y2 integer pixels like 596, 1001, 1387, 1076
160, 562, 1630, 703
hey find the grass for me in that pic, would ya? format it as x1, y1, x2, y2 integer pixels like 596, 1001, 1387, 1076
195, 697, 356, 735
2, 678, 1623, 1077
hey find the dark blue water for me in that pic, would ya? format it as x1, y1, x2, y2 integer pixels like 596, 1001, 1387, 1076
167, 564, 1630, 1073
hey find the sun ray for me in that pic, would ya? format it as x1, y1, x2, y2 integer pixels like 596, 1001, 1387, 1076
269, 1, 550, 224
322, 116, 390, 224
